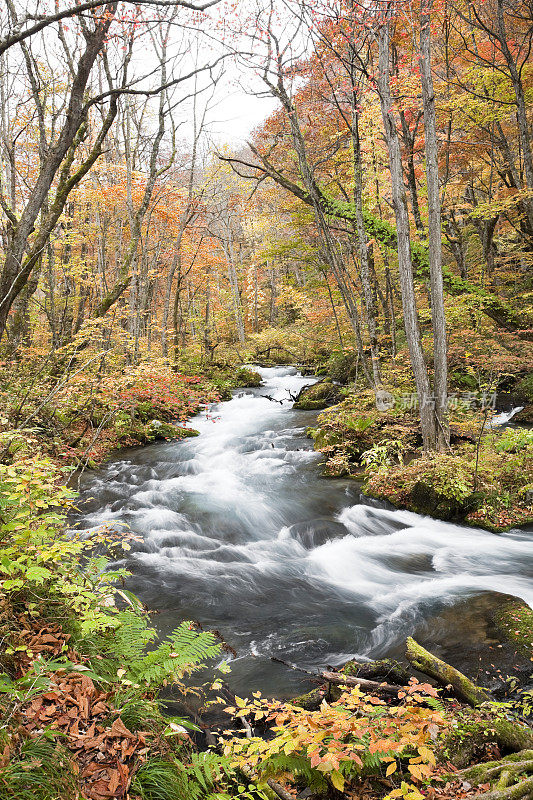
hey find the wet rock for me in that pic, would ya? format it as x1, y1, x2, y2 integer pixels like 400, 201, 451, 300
514, 404, 533, 423
287, 519, 348, 548
293, 380, 341, 410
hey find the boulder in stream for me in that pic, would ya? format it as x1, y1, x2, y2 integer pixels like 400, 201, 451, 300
293, 379, 341, 410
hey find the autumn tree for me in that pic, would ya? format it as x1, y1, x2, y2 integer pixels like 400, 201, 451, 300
0, 0, 224, 344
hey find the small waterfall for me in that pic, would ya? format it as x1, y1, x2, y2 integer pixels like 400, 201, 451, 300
488, 406, 524, 426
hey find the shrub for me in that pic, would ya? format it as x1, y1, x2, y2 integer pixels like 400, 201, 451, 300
223, 681, 446, 799
494, 427, 533, 453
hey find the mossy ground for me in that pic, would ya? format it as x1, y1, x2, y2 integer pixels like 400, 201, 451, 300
309, 387, 533, 531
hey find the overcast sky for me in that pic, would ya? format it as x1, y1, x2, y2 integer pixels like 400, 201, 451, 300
210, 85, 279, 144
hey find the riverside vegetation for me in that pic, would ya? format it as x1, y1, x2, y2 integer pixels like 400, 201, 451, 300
1, 0, 533, 798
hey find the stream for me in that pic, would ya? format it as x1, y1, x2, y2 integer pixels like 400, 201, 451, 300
71, 366, 533, 697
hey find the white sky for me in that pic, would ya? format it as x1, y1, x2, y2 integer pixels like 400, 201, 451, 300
209, 83, 279, 144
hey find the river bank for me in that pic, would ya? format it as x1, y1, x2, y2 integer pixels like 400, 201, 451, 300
297, 379, 533, 533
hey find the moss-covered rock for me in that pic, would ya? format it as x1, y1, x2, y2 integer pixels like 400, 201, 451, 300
145, 420, 199, 441
340, 658, 411, 685
294, 380, 341, 410
441, 710, 533, 767
290, 687, 327, 710
494, 599, 533, 658
234, 367, 263, 388
409, 480, 485, 521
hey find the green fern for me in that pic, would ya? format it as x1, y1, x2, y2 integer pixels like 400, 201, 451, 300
427, 695, 445, 716
82, 613, 221, 687
131, 622, 222, 687
258, 753, 328, 793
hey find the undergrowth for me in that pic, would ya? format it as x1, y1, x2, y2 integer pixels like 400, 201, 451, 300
0, 455, 259, 799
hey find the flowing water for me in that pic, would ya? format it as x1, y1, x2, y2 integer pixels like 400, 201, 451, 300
71, 366, 533, 696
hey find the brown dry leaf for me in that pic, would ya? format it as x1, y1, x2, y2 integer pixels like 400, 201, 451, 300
20, 759, 43, 771
79, 695, 90, 720
0, 744, 11, 769
121, 740, 138, 759
84, 778, 114, 799
85, 722, 96, 739
81, 734, 106, 750
108, 769, 121, 794
109, 719, 134, 739
39, 634, 61, 645
82, 762, 106, 778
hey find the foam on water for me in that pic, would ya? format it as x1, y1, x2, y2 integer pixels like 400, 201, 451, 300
71, 366, 533, 694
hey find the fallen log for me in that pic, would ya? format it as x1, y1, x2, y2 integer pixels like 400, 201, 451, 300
320, 670, 400, 695
271, 657, 401, 696
405, 637, 489, 707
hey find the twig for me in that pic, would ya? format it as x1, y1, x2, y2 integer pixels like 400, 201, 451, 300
271, 657, 401, 695
267, 779, 296, 800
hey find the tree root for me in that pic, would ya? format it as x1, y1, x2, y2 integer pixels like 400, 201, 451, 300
449, 751, 533, 800
473, 774, 533, 799
458, 753, 533, 784
443, 718, 533, 768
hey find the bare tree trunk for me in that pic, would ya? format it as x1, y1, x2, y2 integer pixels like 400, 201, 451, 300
351, 104, 381, 386
494, 0, 533, 231
399, 109, 424, 234
258, 49, 373, 384
377, 15, 436, 450
420, 1, 449, 450
0, 5, 118, 339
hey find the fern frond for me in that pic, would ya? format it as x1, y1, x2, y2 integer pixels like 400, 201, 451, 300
132, 622, 221, 687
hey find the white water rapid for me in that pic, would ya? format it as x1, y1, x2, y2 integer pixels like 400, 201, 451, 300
72, 366, 533, 695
